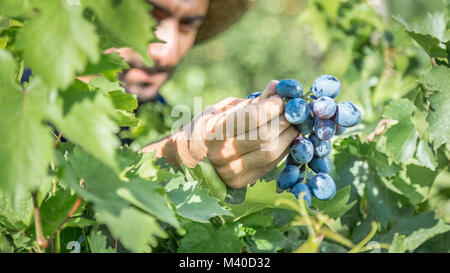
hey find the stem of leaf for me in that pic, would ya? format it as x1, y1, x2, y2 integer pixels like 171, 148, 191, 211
31, 191, 47, 250
348, 221, 378, 253
56, 231, 61, 253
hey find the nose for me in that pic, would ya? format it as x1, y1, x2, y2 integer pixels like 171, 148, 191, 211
149, 19, 179, 68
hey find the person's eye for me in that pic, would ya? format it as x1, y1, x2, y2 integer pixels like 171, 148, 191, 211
179, 20, 202, 32
151, 8, 169, 23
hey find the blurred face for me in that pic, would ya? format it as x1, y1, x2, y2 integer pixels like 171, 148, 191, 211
110, 0, 209, 102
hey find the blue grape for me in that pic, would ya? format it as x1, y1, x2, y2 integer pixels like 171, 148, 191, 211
314, 117, 335, 140
335, 124, 347, 135
308, 102, 315, 112
290, 137, 314, 164
335, 102, 361, 127
296, 114, 314, 135
285, 98, 309, 125
312, 75, 341, 98
290, 182, 312, 206
313, 96, 336, 119
247, 91, 262, 99
286, 154, 299, 166
308, 173, 336, 200
276, 79, 303, 99
309, 134, 331, 157
308, 156, 331, 173
277, 165, 300, 190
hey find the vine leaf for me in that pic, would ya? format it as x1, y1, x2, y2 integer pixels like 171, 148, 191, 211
15, 0, 100, 89
227, 180, 299, 221
88, 229, 116, 253
374, 210, 450, 252
380, 99, 418, 163
394, 14, 448, 59
166, 180, 232, 223
85, 0, 156, 66
426, 86, 450, 150
178, 222, 244, 253
310, 185, 356, 219
0, 50, 53, 204
47, 80, 121, 172
62, 147, 178, 252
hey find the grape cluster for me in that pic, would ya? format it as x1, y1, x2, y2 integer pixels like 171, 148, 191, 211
266, 76, 360, 206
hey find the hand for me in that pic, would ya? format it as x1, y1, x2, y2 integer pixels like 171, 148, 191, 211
142, 80, 299, 188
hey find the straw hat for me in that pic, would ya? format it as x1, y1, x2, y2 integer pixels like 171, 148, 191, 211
195, 0, 256, 44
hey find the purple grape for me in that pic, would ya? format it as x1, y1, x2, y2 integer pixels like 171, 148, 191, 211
290, 182, 312, 206
314, 117, 335, 140
308, 173, 336, 200
308, 102, 315, 112
312, 75, 341, 98
286, 154, 299, 166
296, 114, 314, 135
277, 165, 300, 190
276, 79, 303, 99
290, 137, 314, 164
313, 96, 336, 119
308, 156, 331, 173
247, 91, 262, 99
285, 98, 309, 125
335, 102, 361, 127
309, 134, 331, 157
335, 124, 347, 135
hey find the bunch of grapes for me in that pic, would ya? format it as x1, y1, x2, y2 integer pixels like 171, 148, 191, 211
249, 75, 361, 206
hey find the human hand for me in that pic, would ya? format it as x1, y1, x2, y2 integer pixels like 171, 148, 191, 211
167, 80, 299, 188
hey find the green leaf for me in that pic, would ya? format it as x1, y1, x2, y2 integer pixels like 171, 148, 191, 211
334, 138, 402, 228
88, 230, 116, 253
81, 52, 130, 80
0, 232, 13, 253
114, 110, 139, 127
89, 76, 125, 93
48, 80, 120, 171
0, 50, 53, 203
415, 231, 450, 253
381, 99, 418, 163
166, 180, 232, 223
394, 15, 447, 58
390, 176, 424, 205
0, 189, 33, 230
15, 0, 99, 89
388, 233, 405, 253
63, 147, 178, 252
246, 227, 287, 253
415, 140, 437, 171
178, 222, 244, 253
227, 180, 299, 221
416, 12, 447, 43
375, 210, 450, 251
310, 185, 356, 219
39, 189, 79, 237
85, 0, 156, 66
426, 88, 450, 149
238, 212, 274, 228
105, 90, 138, 112
420, 65, 450, 92
188, 158, 227, 201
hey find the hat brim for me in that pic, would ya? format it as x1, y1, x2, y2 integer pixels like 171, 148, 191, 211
195, 0, 255, 44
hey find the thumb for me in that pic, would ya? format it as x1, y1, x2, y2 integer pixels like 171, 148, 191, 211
254, 80, 280, 102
